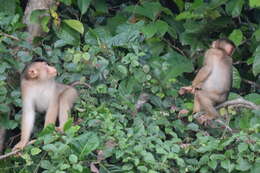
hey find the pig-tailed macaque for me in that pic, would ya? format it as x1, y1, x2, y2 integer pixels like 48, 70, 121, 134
180, 39, 235, 125
13, 59, 78, 151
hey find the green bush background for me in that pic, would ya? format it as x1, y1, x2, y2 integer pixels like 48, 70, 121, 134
0, 0, 259, 172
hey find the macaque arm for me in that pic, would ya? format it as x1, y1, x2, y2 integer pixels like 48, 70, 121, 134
192, 66, 212, 87
13, 98, 35, 150
58, 87, 78, 130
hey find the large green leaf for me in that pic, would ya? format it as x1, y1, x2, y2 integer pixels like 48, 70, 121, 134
63, 19, 84, 34
71, 132, 100, 159
244, 93, 260, 104
225, 0, 244, 17
56, 24, 80, 46
77, 0, 92, 15
229, 29, 243, 46
124, 2, 164, 20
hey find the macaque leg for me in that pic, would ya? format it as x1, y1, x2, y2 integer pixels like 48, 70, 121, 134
193, 93, 201, 113
58, 88, 78, 131
196, 91, 219, 125
44, 101, 59, 127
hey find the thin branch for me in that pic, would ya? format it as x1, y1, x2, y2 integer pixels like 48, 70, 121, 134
242, 79, 260, 89
0, 32, 20, 41
193, 98, 259, 132
162, 38, 187, 57
70, 81, 91, 88
215, 98, 259, 110
0, 140, 35, 160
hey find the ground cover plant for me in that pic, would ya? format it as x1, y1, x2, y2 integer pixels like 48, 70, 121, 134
0, 0, 259, 172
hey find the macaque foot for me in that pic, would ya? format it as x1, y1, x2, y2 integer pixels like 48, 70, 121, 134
12, 141, 27, 151
55, 127, 62, 132
179, 86, 193, 95
196, 115, 214, 126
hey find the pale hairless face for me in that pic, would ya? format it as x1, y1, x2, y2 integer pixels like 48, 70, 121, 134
26, 62, 57, 80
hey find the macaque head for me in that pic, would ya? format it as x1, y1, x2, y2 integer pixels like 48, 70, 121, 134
211, 39, 235, 56
23, 59, 57, 81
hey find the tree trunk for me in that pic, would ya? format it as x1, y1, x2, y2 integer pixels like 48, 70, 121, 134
0, 128, 5, 153
23, 0, 53, 43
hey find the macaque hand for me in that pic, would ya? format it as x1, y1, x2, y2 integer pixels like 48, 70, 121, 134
196, 114, 214, 126
179, 86, 194, 95
12, 140, 27, 151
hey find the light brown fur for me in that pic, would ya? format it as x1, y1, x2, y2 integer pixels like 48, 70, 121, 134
13, 60, 78, 151
180, 39, 235, 125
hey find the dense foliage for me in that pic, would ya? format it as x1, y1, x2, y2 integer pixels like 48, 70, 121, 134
0, 0, 260, 172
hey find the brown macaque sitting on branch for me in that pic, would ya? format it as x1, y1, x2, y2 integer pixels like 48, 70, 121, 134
13, 59, 78, 151
179, 39, 235, 125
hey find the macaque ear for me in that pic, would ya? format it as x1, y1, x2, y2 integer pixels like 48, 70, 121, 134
211, 41, 218, 48
225, 45, 234, 56
27, 68, 38, 79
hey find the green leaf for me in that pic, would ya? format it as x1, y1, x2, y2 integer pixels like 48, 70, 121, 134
69, 154, 78, 164
0, 104, 10, 113
56, 23, 80, 45
116, 65, 128, 77
142, 23, 157, 38
176, 11, 203, 20
238, 143, 248, 153
251, 162, 260, 173
249, 0, 260, 8
31, 147, 41, 155
73, 164, 83, 172
208, 160, 217, 170
0, 0, 16, 14
228, 29, 243, 46
232, 66, 241, 89
92, 0, 108, 13
63, 19, 84, 34
142, 152, 155, 164
40, 16, 50, 32
77, 0, 92, 15
187, 123, 199, 131
244, 93, 260, 104
60, 0, 72, 5
30, 9, 48, 24
124, 2, 164, 20
155, 20, 168, 36
210, 154, 225, 160
253, 29, 260, 41
236, 158, 251, 171
63, 119, 73, 132
221, 159, 234, 172
225, 0, 244, 17
71, 132, 100, 159
40, 160, 52, 169
253, 45, 260, 76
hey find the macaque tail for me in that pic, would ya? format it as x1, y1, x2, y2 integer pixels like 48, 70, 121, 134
70, 81, 91, 88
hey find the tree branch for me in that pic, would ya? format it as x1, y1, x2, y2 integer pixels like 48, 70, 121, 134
215, 98, 259, 110
0, 140, 35, 160
0, 32, 20, 41
193, 98, 259, 132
